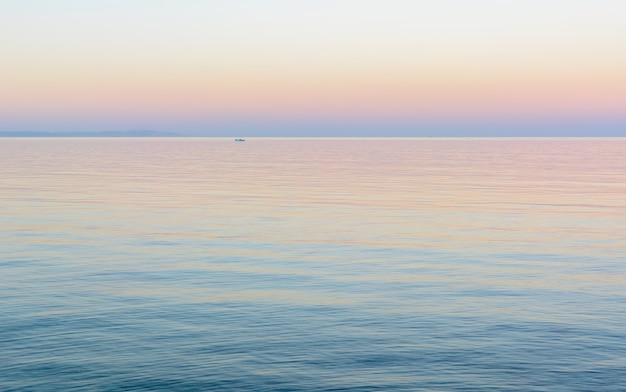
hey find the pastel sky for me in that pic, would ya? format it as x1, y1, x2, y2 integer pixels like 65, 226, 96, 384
2, 0, 625, 136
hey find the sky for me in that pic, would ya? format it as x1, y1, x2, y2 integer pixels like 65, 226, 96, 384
1, 0, 625, 136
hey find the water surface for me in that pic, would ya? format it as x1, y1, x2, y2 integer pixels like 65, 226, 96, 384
2, 138, 626, 391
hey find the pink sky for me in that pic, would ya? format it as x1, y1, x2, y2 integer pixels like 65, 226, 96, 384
2, 1, 625, 135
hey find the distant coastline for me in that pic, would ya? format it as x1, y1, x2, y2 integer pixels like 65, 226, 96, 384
0, 130, 179, 137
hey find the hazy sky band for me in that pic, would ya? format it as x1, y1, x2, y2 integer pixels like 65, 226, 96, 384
2, 0, 625, 135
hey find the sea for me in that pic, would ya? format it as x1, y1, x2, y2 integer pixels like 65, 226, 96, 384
1, 137, 625, 391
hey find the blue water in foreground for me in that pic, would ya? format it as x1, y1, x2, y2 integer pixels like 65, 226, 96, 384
2, 138, 626, 391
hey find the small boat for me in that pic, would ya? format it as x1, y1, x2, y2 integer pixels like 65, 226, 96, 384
234, 138, 245, 142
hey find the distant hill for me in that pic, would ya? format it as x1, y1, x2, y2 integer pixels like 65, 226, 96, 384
0, 130, 179, 137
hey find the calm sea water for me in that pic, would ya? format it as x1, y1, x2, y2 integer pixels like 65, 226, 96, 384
2, 137, 626, 391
